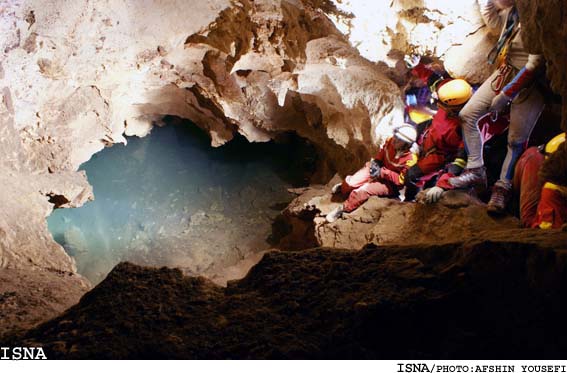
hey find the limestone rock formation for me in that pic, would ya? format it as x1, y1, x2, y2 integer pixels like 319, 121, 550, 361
0, 0, 406, 333
330, 0, 497, 83
516, 0, 567, 130
0, 0, 407, 272
0, 0, 565, 344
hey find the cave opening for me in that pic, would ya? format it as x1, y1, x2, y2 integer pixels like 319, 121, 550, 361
47, 116, 318, 285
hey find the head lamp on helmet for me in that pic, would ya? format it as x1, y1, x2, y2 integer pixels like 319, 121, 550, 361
393, 125, 417, 144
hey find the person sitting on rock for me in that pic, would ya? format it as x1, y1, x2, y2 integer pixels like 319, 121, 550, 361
448, 0, 546, 214
326, 125, 418, 223
512, 133, 567, 229
404, 78, 474, 202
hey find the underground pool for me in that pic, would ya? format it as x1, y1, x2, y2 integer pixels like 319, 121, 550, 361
47, 117, 315, 284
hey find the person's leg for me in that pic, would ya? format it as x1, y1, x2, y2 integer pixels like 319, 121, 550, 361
343, 181, 391, 212
328, 162, 374, 222
449, 70, 500, 188
341, 162, 371, 194
460, 70, 500, 168
488, 87, 545, 213
499, 88, 545, 184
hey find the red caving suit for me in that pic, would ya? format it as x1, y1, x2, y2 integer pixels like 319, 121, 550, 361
416, 108, 464, 177
513, 147, 567, 229
340, 138, 417, 212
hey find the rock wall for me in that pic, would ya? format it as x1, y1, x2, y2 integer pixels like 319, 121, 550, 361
517, 0, 567, 130
330, 0, 497, 84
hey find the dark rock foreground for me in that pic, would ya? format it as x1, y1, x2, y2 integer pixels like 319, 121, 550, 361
10, 230, 567, 359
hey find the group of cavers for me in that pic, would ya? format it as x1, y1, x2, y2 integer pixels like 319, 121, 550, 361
326, 0, 567, 230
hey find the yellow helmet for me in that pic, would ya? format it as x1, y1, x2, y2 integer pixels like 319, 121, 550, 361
544, 133, 566, 155
437, 79, 473, 107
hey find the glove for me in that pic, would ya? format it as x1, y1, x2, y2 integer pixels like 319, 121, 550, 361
369, 159, 381, 179
489, 91, 512, 113
425, 186, 444, 203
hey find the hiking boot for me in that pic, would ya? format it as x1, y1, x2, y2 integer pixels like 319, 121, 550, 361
487, 181, 512, 214
448, 166, 487, 189
326, 205, 344, 223
331, 183, 342, 195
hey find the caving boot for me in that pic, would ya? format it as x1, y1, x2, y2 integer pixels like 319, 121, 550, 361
487, 180, 512, 215
326, 205, 344, 223
331, 182, 343, 195
448, 166, 487, 189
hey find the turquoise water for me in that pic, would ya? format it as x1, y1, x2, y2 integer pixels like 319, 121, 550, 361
48, 119, 314, 284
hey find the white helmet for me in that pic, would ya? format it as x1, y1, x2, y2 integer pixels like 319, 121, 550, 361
393, 124, 417, 144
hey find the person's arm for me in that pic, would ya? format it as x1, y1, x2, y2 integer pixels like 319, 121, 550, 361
444, 128, 467, 176
501, 55, 545, 98
369, 141, 387, 179
381, 153, 418, 186
491, 54, 545, 111
535, 183, 566, 229
374, 140, 386, 164
478, 0, 506, 32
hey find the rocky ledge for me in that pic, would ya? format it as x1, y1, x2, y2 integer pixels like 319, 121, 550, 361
274, 179, 524, 250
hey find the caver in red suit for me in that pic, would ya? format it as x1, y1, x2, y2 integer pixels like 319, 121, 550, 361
419, 111, 510, 204
403, 70, 473, 196
339, 137, 417, 213
405, 108, 466, 187
513, 146, 567, 229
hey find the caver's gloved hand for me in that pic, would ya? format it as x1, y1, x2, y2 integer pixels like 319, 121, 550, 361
491, 56, 542, 113
489, 91, 512, 113
424, 186, 445, 203
369, 159, 381, 179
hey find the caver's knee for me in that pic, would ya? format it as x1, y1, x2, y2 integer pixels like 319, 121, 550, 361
459, 102, 482, 129
350, 188, 369, 200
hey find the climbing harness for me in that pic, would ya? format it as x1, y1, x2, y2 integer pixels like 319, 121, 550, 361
487, 6, 520, 66
491, 63, 515, 93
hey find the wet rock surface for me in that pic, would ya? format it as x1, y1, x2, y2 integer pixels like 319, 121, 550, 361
12, 232, 567, 359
